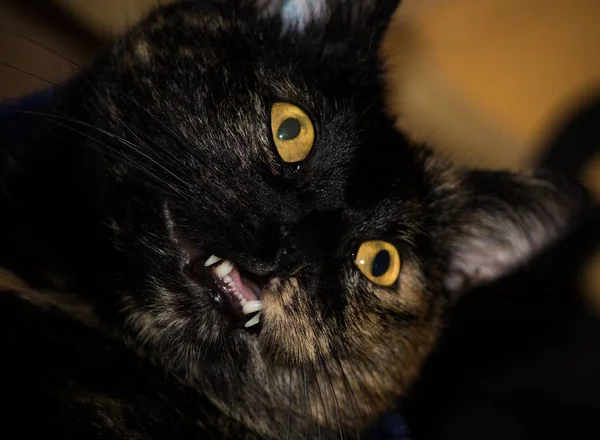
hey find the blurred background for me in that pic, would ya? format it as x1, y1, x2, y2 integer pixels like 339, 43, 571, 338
0, 0, 598, 296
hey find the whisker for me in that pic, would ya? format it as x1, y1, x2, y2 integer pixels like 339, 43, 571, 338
0, 95, 17, 103
46, 131, 159, 184
0, 61, 57, 86
318, 356, 345, 440
114, 92, 192, 156
110, 111, 197, 191
366, 27, 376, 67
1, 30, 185, 167
3, 108, 196, 204
2, 33, 195, 182
285, 367, 294, 440
302, 363, 309, 440
1, 35, 200, 193
0, 29, 84, 69
8, 115, 191, 208
333, 356, 362, 440
309, 361, 327, 440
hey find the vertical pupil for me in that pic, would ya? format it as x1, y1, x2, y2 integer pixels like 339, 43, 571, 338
371, 250, 390, 277
277, 118, 301, 140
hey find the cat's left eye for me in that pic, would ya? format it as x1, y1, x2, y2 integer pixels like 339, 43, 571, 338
355, 240, 401, 287
270, 102, 314, 163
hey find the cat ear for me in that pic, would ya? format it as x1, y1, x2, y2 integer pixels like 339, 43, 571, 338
443, 170, 589, 295
254, 0, 400, 36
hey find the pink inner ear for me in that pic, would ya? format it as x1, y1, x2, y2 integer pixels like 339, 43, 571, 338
442, 168, 589, 296
444, 207, 574, 295
444, 237, 528, 294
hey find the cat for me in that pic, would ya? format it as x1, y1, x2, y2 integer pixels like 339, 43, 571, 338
0, 0, 589, 439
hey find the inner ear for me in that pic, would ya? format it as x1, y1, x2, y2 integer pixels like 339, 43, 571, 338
443, 170, 589, 296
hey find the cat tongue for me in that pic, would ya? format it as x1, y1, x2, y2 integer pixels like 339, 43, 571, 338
228, 266, 258, 302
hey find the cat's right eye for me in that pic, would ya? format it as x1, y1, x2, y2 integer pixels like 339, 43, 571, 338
355, 240, 401, 287
270, 102, 314, 163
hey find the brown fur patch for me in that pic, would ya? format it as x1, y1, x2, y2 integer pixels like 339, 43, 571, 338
262, 278, 332, 362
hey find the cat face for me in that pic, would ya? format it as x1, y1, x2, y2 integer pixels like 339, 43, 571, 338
42, 0, 584, 437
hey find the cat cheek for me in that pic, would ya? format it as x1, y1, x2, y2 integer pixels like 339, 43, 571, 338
348, 262, 429, 320
341, 271, 442, 405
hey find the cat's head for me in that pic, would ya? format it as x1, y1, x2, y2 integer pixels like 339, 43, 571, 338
31, 0, 586, 437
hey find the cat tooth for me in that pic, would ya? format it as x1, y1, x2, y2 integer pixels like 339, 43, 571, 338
215, 260, 234, 277
204, 255, 222, 267
244, 312, 261, 328
242, 301, 263, 315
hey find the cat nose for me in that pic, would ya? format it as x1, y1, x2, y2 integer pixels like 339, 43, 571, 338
265, 225, 304, 278
234, 224, 305, 279
273, 247, 304, 278
237, 245, 304, 281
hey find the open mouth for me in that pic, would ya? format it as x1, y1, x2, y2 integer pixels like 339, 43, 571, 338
201, 255, 264, 328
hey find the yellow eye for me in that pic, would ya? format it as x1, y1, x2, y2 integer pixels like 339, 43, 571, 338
270, 102, 314, 163
355, 240, 401, 287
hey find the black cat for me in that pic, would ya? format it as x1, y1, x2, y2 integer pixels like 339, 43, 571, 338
0, 1, 588, 438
